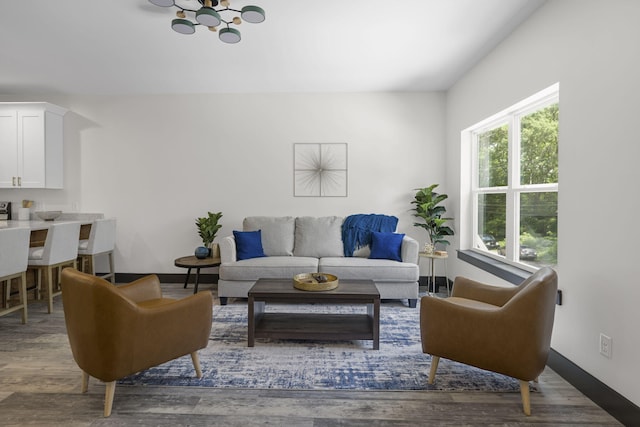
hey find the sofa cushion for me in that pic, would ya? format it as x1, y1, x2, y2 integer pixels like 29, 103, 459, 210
243, 216, 295, 256
233, 230, 266, 260
219, 256, 319, 281
369, 232, 405, 262
319, 257, 419, 282
293, 216, 343, 258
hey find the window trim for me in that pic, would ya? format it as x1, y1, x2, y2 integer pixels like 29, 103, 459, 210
457, 249, 530, 285
462, 83, 559, 273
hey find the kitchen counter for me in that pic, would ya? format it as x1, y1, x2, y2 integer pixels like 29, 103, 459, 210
0, 213, 105, 246
1, 220, 81, 231
0, 213, 104, 230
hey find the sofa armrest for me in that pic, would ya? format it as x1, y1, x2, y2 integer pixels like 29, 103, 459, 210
451, 276, 519, 306
135, 291, 213, 356
104, 291, 213, 382
220, 235, 237, 263
419, 294, 540, 380
400, 236, 419, 264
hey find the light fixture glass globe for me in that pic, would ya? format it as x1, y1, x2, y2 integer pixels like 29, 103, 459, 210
240, 5, 265, 23
172, 18, 196, 34
196, 7, 221, 27
149, 0, 175, 7
219, 27, 241, 43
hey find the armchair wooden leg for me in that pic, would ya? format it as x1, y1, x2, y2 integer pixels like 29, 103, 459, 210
428, 356, 440, 384
81, 371, 90, 393
520, 380, 531, 416
104, 381, 116, 417
191, 351, 202, 378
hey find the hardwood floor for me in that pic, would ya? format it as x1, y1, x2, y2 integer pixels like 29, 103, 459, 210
0, 281, 622, 426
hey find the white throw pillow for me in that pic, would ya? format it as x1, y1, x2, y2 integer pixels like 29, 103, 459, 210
243, 216, 295, 256
293, 216, 344, 257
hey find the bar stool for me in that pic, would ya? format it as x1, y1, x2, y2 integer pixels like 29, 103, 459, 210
77, 218, 116, 284
28, 222, 81, 313
0, 227, 30, 324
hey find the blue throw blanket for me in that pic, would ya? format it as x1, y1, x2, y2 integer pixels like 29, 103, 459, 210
342, 214, 398, 256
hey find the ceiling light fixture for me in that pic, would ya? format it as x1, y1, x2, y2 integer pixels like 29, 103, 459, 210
148, 0, 265, 44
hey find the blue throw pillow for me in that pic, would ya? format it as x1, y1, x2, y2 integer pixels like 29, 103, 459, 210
233, 230, 266, 260
369, 231, 405, 262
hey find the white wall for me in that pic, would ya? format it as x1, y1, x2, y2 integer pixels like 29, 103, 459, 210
445, 0, 640, 406
0, 92, 445, 276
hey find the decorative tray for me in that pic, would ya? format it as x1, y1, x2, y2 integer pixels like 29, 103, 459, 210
293, 273, 339, 291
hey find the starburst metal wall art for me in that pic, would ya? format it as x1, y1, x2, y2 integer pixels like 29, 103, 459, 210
294, 143, 348, 197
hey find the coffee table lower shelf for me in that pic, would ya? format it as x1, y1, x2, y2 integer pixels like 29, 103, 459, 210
247, 278, 381, 350
252, 312, 376, 345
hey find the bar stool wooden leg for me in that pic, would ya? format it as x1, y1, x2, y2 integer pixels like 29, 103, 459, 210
107, 252, 115, 284
89, 255, 96, 276
46, 266, 54, 314
36, 269, 42, 300
2, 279, 9, 309
20, 272, 28, 324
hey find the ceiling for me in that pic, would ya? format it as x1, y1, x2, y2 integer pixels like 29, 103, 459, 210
0, 0, 545, 95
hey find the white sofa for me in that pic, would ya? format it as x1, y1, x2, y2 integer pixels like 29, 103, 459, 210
218, 216, 420, 307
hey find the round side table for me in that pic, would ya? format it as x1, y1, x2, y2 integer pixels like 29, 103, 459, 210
174, 255, 221, 294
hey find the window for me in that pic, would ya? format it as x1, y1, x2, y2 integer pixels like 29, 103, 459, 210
469, 84, 558, 270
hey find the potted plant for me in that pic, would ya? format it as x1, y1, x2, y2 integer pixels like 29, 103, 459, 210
195, 211, 223, 259
411, 184, 454, 254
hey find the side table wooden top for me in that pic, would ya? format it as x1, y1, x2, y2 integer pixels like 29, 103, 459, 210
419, 252, 449, 260
174, 255, 221, 268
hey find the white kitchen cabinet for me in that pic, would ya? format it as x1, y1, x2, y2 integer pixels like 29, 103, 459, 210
0, 102, 67, 189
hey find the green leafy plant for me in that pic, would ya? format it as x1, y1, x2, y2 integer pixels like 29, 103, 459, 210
195, 211, 223, 247
411, 184, 454, 247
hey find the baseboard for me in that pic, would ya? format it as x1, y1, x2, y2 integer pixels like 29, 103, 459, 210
114, 273, 220, 286
419, 275, 451, 293
119, 274, 434, 290
547, 349, 640, 426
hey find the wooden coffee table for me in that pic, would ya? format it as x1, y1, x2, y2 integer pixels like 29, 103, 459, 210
247, 278, 380, 349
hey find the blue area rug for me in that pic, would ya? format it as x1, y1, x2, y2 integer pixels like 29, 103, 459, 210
119, 298, 521, 392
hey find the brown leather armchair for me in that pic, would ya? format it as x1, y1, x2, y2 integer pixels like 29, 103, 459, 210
60, 268, 213, 417
420, 267, 558, 416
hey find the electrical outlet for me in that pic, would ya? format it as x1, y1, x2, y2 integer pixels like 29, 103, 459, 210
599, 333, 612, 358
